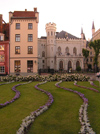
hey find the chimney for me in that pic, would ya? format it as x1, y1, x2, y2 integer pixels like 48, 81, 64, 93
34, 8, 37, 12
25, 9, 27, 11
0, 14, 3, 33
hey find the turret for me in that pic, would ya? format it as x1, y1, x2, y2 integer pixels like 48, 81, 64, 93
81, 27, 84, 39
45, 22, 56, 69
81, 27, 85, 40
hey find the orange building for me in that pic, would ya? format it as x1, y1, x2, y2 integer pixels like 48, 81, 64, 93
9, 8, 39, 76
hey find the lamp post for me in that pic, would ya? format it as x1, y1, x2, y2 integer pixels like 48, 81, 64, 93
96, 72, 100, 87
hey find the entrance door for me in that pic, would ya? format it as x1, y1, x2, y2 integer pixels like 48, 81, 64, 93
68, 61, 72, 72
59, 61, 63, 71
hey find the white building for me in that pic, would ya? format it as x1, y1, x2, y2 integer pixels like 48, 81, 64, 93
38, 22, 86, 73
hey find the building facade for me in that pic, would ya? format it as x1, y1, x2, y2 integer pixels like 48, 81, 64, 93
0, 14, 9, 75
9, 8, 39, 76
38, 22, 87, 72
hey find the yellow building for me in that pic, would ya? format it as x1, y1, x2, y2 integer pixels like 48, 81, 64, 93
9, 8, 39, 76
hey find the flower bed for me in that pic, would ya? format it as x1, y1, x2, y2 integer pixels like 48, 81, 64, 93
74, 81, 99, 93
1, 74, 90, 82
55, 81, 95, 134
89, 80, 99, 87
16, 81, 54, 134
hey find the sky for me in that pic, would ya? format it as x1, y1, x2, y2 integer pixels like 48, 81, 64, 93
0, 0, 100, 40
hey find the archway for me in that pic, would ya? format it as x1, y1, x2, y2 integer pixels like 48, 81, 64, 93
68, 61, 72, 72
59, 61, 63, 71
76, 61, 80, 68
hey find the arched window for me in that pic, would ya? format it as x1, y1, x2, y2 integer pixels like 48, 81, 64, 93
59, 61, 63, 70
42, 51, 45, 57
58, 47, 61, 55
76, 61, 80, 68
65, 47, 69, 55
73, 47, 77, 55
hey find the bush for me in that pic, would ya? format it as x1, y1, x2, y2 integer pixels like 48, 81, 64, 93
76, 66, 81, 72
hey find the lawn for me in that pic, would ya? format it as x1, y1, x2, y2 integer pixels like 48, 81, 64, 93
0, 81, 100, 134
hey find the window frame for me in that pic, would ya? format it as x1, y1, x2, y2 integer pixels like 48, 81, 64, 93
15, 34, 20, 42
0, 66, 5, 73
15, 46, 20, 54
0, 35, 3, 41
28, 34, 33, 42
27, 60, 33, 73
28, 46, 33, 54
0, 55, 5, 62
28, 23, 33, 29
0, 45, 4, 51
14, 60, 21, 73
16, 23, 20, 29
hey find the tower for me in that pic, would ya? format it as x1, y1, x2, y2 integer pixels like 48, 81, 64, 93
45, 22, 56, 70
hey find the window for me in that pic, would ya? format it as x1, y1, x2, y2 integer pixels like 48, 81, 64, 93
16, 23, 20, 29
27, 60, 33, 73
90, 58, 92, 62
0, 45, 4, 50
51, 31, 53, 36
0, 35, 3, 41
0, 55, 4, 62
0, 66, 5, 73
76, 61, 80, 68
58, 47, 61, 55
90, 51, 92, 55
42, 60, 44, 63
15, 46, 20, 54
15, 60, 21, 73
66, 47, 69, 54
28, 23, 32, 29
73, 47, 77, 55
28, 34, 33, 42
15, 34, 20, 42
28, 46, 33, 54
42, 51, 45, 57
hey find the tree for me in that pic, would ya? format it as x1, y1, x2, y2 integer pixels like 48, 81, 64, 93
88, 39, 100, 72
82, 48, 89, 70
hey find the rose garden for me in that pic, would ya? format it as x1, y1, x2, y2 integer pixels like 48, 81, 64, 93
0, 73, 100, 134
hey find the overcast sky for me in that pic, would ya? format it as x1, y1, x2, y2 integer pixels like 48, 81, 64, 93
0, 0, 100, 40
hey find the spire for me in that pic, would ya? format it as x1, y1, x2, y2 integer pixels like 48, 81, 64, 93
92, 21, 95, 29
92, 21, 95, 36
81, 27, 83, 34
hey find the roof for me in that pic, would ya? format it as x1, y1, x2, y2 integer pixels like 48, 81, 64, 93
13, 11, 35, 18
40, 36, 47, 39
56, 30, 80, 39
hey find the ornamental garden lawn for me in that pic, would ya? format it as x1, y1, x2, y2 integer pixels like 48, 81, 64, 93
0, 79, 100, 134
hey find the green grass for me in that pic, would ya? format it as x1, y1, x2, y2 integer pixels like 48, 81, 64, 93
28, 82, 82, 134
60, 81, 100, 134
0, 81, 100, 134
0, 82, 48, 134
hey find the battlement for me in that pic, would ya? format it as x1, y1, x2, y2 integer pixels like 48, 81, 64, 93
46, 22, 56, 27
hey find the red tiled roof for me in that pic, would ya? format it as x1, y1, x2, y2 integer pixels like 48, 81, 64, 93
13, 11, 35, 18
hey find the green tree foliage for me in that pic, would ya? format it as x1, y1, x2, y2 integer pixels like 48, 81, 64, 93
88, 39, 100, 72
82, 48, 89, 68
